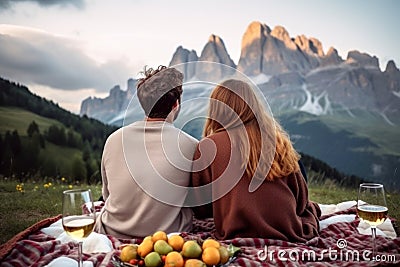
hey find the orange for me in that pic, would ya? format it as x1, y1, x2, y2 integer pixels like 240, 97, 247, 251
202, 247, 220, 266
137, 239, 154, 258
152, 230, 168, 242
202, 239, 220, 250
168, 235, 185, 251
165, 251, 184, 267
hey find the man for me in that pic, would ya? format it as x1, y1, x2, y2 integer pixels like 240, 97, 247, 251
94, 65, 198, 238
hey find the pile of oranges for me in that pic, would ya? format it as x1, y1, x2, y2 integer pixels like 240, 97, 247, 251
119, 230, 235, 267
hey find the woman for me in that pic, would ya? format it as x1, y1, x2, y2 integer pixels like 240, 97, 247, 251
191, 79, 320, 242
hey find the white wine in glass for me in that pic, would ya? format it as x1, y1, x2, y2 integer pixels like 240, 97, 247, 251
357, 183, 388, 260
62, 189, 96, 267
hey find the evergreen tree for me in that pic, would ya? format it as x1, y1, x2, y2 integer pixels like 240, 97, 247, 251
27, 121, 39, 137
46, 125, 67, 146
82, 141, 91, 162
2, 130, 22, 175
0, 134, 4, 173
10, 130, 21, 156
72, 156, 87, 183
2, 131, 12, 175
67, 129, 82, 148
22, 132, 41, 174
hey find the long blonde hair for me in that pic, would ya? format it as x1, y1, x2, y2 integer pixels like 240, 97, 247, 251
203, 79, 300, 181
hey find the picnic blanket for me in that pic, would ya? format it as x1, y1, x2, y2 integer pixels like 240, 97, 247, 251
1, 201, 399, 267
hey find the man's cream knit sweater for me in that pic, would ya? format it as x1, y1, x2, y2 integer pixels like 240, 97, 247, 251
94, 120, 198, 238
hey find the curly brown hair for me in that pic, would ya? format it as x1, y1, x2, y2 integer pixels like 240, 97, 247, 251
136, 65, 183, 119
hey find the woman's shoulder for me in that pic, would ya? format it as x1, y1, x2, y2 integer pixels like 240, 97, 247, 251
197, 131, 229, 148
200, 130, 229, 142
196, 131, 232, 157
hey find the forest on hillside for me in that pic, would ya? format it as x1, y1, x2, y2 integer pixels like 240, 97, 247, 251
0, 77, 117, 183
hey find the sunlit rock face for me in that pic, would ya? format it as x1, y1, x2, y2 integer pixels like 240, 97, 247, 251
294, 35, 324, 57
82, 20, 400, 125
238, 21, 326, 76
237, 21, 271, 76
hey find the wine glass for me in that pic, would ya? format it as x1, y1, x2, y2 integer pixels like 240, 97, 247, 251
357, 183, 388, 261
62, 189, 96, 267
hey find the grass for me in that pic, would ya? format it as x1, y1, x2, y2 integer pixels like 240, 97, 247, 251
0, 179, 102, 245
0, 106, 63, 136
0, 176, 399, 246
307, 171, 400, 230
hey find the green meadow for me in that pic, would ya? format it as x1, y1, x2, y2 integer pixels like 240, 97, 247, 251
0, 179, 102, 245
1, 175, 398, 245
0, 106, 63, 136
0, 106, 103, 183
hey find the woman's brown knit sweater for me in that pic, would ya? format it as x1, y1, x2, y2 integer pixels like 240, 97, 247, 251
191, 130, 321, 242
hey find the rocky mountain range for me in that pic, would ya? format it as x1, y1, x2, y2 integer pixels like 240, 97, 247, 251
80, 21, 400, 189
81, 21, 400, 121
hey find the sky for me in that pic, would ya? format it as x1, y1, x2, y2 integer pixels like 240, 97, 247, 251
0, 0, 399, 113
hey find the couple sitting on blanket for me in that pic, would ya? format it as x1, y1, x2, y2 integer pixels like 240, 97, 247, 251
94, 65, 321, 243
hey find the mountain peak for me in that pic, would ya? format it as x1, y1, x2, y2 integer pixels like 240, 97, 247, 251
271, 25, 297, 50
346, 50, 379, 68
110, 85, 122, 95
196, 34, 236, 79
208, 34, 221, 43
199, 34, 235, 67
271, 25, 289, 38
309, 38, 324, 56
326, 46, 338, 56
168, 46, 198, 79
294, 35, 324, 56
247, 21, 271, 33
385, 60, 399, 73
241, 21, 271, 50
320, 46, 343, 66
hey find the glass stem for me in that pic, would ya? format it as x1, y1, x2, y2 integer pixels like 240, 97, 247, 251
78, 241, 83, 267
371, 226, 377, 261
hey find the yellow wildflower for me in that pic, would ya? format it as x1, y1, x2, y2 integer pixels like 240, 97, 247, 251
16, 184, 24, 193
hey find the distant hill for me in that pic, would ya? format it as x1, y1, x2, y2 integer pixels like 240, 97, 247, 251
0, 77, 117, 182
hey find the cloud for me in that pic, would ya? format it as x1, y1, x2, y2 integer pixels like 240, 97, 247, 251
0, 25, 131, 93
0, 0, 84, 9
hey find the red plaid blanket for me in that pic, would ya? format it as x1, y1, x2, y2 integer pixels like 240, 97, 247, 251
1, 206, 399, 266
